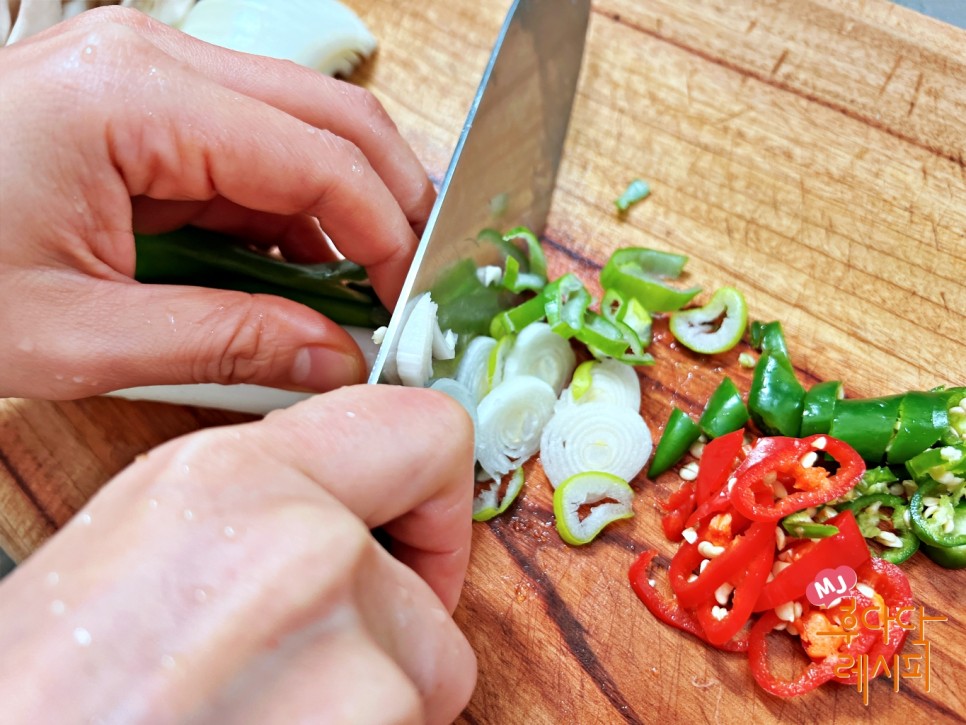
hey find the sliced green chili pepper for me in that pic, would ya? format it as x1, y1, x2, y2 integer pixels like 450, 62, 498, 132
501, 255, 545, 293
669, 287, 748, 355
601, 289, 653, 348
553, 471, 635, 545
855, 466, 900, 496
698, 377, 749, 439
828, 395, 903, 464
501, 226, 548, 280
576, 311, 633, 359
909, 478, 966, 548
599, 248, 701, 312
843, 494, 919, 564
489, 293, 546, 339
780, 510, 840, 539
648, 408, 702, 478
904, 442, 966, 485
940, 386, 966, 444
473, 468, 526, 522
799, 380, 843, 436
545, 274, 591, 339
886, 391, 951, 463
747, 321, 805, 437
615, 179, 651, 213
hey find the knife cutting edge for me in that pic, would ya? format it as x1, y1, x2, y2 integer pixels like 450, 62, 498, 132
368, 0, 592, 384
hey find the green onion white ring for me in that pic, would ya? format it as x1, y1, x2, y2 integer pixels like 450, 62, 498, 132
473, 467, 526, 521
556, 358, 641, 412
540, 401, 652, 488
553, 471, 634, 545
476, 376, 556, 480
456, 335, 497, 403
502, 322, 577, 396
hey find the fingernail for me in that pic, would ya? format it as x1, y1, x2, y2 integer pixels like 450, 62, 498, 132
291, 346, 363, 391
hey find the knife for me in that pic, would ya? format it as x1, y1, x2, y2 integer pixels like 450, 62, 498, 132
368, 0, 592, 384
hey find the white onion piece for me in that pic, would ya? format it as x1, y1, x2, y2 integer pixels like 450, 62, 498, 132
5, 0, 60, 45
394, 293, 437, 387
432, 324, 457, 361
502, 322, 576, 396
106, 383, 311, 415
455, 335, 497, 403
556, 358, 640, 412
121, 0, 196, 26
476, 376, 556, 480
180, 0, 376, 76
429, 377, 477, 432
476, 265, 503, 287
540, 401, 652, 488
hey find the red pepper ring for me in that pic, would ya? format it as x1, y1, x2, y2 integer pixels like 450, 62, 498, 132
835, 557, 914, 687
754, 511, 870, 612
694, 429, 745, 504
731, 435, 865, 523
694, 529, 775, 645
628, 550, 749, 653
659, 480, 696, 542
670, 521, 774, 609
748, 592, 879, 698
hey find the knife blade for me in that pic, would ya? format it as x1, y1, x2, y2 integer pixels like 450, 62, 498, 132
368, 0, 591, 384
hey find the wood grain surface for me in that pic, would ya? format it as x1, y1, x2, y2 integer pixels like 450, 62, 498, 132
1, 0, 964, 722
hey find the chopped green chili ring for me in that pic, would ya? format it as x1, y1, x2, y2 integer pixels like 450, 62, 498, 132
698, 377, 749, 439
576, 312, 633, 359
909, 479, 966, 549
648, 408, 702, 478
545, 274, 591, 339
799, 380, 844, 437
854, 466, 900, 497
615, 179, 651, 213
940, 386, 966, 444
599, 248, 701, 313
904, 442, 966, 484
473, 468, 526, 522
489, 293, 545, 339
780, 511, 840, 540
501, 255, 545, 293
553, 471, 635, 545
828, 395, 904, 464
502, 226, 548, 280
748, 353, 805, 437
669, 287, 748, 355
886, 391, 951, 464
843, 494, 919, 564
921, 538, 966, 569
749, 321, 793, 370
601, 289, 653, 348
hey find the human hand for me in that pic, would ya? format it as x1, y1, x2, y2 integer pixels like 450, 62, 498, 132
0, 385, 476, 723
0, 6, 434, 400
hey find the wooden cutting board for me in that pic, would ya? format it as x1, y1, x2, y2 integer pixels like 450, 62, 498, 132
1, 0, 964, 721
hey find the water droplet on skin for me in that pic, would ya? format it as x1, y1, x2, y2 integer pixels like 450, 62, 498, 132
351, 162, 363, 175
73, 627, 92, 646
54, 374, 65, 381
223, 526, 236, 539
160, 654, 177, 670
183, 509, 194, 522
147, 499, 159, 510
194, 588, 209, 604
81, 45, 95, 62
346, 411, 356, 418
17, 339, 34, 353
46, 572, 59, 587
50, 600, 66, 616
78, 513, 92, 526
182, 464, 191, 477
72, 375, 85, 384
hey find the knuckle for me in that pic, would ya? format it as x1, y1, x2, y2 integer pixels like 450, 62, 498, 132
70, 5, 155, 33
198, 296, 282, 385
345, 84, 396, 131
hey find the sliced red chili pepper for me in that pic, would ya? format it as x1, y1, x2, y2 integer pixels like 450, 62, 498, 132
660, 480, 696, 542
670, 520, 773, 608
628, 550, 748, 652
694, 429, 745, 503
835, 557, 913, 686
754, 511, 870, 611
748, 593, 878, 698
731, 435, 864, 522
694, 528, 775, 645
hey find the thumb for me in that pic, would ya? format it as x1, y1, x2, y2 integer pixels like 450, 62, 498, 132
6, 272, 366, 400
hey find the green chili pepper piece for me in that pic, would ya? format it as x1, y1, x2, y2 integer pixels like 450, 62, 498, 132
828, 395, 903, 464
575, 312, 631, 359
749, 321, 793, 371
601, 289, 653, 348
698, 377, 749, 439
799, 380, 844, 436
500, 255, 545, 293
748, 353, 806, 436
502, 226, 548, 280
478, 227, 529, 270
599, 248, 701, 312
904, 442, 966, 485
489, 293, 546, 338
780, 511, 840, 539
842, 494, 919, 564
855, 466, 899, 496
669, 287, 748, 355
921, 537, 966, 569
545, 274, 591, 339
884, 391, 951, 464
940, 386, 966, 444
614, 179, 651, 213
910, 479, 966, 548
473, 468, 526, 522
648, 408, 702, 478
431, 258, 515, 336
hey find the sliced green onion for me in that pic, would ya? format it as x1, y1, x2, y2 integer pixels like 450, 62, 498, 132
502, 226, 548, 280
476, 376, 556, 480
393, 292, 454, 388
473, 467, 526, 522
669, 286, 748, 355
429, 378, 478, 432
553, 471, 635, 545
557, 358, 640, 411
614, 179, 651, 213
502, 322, 577, 396
540, 401, 652, 488
455, 336, 497, 403
486, 334, 515, 391
599, 248, 701, 312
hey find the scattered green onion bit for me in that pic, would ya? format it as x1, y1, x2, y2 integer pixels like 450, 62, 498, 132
615, 179, 651, 213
